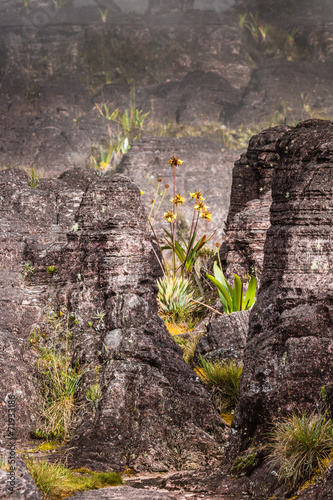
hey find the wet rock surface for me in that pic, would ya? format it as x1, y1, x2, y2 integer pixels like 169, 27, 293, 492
0, 167, 226, 472
0, 0, 332, 180
228, 119, 333, 458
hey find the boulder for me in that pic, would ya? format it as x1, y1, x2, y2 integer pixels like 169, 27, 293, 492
0, 167, 226, 473
193, 310, 249, 365
228, 119, 333, 458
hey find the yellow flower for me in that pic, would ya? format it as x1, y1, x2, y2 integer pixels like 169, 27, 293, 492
140, 190, 145, 195
163, 211, 177, 223
170, 194, 186, 205
100, 161, 108, 170
190, 190, 204, 200
168, 156, 183, 167
194, 201, 208, 212
199, 210, 212, 220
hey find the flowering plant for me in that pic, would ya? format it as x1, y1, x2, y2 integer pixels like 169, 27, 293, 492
148, 156, 215, 279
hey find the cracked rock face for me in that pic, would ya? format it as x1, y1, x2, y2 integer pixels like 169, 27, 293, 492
228, 119, 333, 457
0, 167, 226, 472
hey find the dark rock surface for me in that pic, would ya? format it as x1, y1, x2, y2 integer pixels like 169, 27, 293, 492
228, 119, 333, 458
295, 465, 333, 500
0, 167, 226, 473
118, 137, 240, 244
220, 125, 290, 281
0, 448, 42, 500
193, 310, 249, 365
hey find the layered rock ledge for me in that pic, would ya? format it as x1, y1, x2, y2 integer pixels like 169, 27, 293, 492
228, 119, 333, 458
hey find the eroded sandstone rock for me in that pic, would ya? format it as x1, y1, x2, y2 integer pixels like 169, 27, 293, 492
228, 119, 333, 459
193, 310, 249, 365
220, 125, 290, 281
0, 167, 226, 473
67, 485, 178, 500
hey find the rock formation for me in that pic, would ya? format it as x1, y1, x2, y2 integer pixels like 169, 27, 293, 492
1, 0, 332, 178
220, 125, 290, 281
193, 310, 249, 365
228, 119, 333, 459
0, 167, 226, 473
147, 0, 194, 13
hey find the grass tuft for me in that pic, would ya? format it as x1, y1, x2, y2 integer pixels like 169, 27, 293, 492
196, 357, 243, 412
31, 307, 86, 442
26, 459, 122, 499
267, 412, 333, 489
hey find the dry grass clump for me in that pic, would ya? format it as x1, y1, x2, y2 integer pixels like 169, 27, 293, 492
267, 412, 333, 489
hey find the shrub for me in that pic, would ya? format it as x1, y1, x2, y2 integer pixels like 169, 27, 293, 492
36, 349, 85, 440
157, 275, 203, 323
196, 357, 243, 412
267, 412, 333, 488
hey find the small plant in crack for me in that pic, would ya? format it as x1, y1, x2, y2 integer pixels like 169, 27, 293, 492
22, 261, 35, 280
93, 309, 107, 324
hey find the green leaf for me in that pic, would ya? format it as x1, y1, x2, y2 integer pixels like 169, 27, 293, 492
213, 262, 232, 296
100, 145, 105, 163
174, 240, 186, 263
232, 274, 243, 312
206, 273, 232, 315
242, 275, 257, 310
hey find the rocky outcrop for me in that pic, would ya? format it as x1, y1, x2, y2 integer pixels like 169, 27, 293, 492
0, 448, 42, 500
220, 125, 290, 280
118, 137, 240, 244
193, 310, 249, 365
0, 167, 226, 473
228, 119, 333, 458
